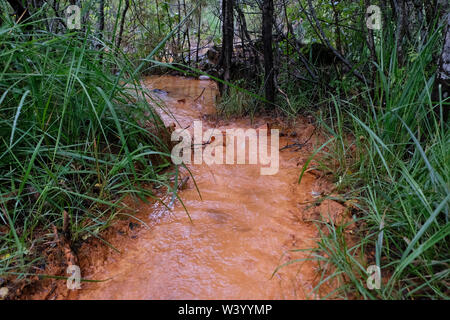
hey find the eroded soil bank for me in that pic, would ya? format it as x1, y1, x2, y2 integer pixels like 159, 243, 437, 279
31, 76, 351, 299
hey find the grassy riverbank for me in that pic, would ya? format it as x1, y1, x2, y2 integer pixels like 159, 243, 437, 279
0, 16, 172, 286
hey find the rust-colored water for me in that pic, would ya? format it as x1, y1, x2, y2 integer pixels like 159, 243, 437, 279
73, 76, 340, 300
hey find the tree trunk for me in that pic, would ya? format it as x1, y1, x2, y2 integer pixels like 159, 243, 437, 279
98, 0, 105, 63
196, 3, 202, 65
182, 0, 191, 65
155, 0, 161, 36
392, 0, 407, 66
99, 0, 105, 33
116, 0, 130, 51
219, 0, 234, 95
262, 0, 275, 106
432, 11, 450, 121
177, 0, 184, 63
331, 1, 341, 54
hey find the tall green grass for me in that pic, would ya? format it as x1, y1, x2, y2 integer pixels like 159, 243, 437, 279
217, 82, 259, 119
0, 8, 174, 281
303, 23, 449, 299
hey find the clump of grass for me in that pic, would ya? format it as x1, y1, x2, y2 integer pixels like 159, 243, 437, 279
217, 82, 259, 119
304, 22, 449, 299
0, 9, 174, 283
277, 84, 315, 120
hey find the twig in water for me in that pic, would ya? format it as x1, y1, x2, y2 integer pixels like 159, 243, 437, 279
194, 88, 206, 102
280, 126, 317, 151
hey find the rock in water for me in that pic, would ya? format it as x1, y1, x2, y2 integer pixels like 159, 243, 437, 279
151, 89, 168, 95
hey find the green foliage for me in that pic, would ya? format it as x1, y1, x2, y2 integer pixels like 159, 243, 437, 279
0, 9, 173, 278
217, 81, 259, 119
1, 0, 448, 301
297, 22, 449, 299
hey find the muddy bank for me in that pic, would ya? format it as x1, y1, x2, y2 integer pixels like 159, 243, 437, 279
24, 76, 353, 300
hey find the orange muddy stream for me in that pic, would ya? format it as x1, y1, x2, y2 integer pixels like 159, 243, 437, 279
72, 76, 342, 300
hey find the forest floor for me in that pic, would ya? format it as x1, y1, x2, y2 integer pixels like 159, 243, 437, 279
18, 76, 357, 300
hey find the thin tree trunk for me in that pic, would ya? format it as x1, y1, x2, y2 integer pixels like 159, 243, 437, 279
392, 0, 407, 66
432, 11, 450, 121
283, 0, 291, 81
196, 3, 202, 65
177, 0, 184, 63
155, 0, 161, 35
116, 0, 130, 52
164, 4, 176, 62
182, 0, 191, 65
331, 1, 341, 54
237, 7, 246, 63
98, 0, 105, 64
262, 0, 275, 106
99, 0, 105, 40
219, 0, 234, 95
